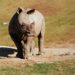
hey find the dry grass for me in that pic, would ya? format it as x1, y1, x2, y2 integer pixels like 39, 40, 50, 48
0, 0, 75, 74
0, 0, 75, 47
0, 60, 75, 75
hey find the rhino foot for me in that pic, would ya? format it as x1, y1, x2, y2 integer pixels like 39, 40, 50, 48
16, 53, 24, 59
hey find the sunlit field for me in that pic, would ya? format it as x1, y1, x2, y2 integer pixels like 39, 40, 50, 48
0, 0, 75, 47
0, 0, 75, 75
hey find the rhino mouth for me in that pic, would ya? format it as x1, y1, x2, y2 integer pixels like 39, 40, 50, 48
27, 33, 35, 37
21, 30, 35, 38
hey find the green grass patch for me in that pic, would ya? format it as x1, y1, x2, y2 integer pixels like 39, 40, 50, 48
0, 60, 75, 75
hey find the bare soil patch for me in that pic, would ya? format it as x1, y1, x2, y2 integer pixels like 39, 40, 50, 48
0, 46, 75, 68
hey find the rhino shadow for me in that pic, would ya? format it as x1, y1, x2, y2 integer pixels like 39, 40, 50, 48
0, 47, 17, 58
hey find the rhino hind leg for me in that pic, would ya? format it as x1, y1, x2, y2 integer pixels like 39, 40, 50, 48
38, 32, 44, 55
38, 22, 45, 55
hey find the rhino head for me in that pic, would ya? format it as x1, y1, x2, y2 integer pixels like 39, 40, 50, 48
17, 8, 35, 37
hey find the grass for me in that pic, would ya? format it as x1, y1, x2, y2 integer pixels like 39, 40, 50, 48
0, 60, 75, 75
1, 10, 75, 46
45, 10, 75, 44
0, 22, 14, 46
0, 1, 75, 74
0, 0, 75, 46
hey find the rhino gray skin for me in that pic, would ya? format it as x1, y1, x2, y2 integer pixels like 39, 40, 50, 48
9, 7, 45, 59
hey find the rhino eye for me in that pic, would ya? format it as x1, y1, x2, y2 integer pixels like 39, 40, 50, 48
26, 26, 30, 31
21, 25, 26, 30
21, 25, 29, 31
21, 25, 26, 29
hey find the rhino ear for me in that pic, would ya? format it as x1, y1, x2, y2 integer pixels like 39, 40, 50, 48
27, 9, 35, 14
17, 7, 24, 14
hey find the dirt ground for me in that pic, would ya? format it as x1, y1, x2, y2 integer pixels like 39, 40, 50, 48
0, 46, 75, 68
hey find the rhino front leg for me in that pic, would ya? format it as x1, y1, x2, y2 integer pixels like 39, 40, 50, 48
25, 44, 30, 59
16, 42, 24, 59
21, 40, 26, 59
9, 34, 24, 58
21, 40, 30, 59
22, 37, 33, 59
30, 40, 35, 56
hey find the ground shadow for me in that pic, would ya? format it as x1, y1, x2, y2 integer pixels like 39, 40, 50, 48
0, 46, 17, 58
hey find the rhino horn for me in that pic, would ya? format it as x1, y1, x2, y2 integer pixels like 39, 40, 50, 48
30, 22, 35, 29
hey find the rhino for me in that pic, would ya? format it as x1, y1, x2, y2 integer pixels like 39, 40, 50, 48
9, 7, 45, 59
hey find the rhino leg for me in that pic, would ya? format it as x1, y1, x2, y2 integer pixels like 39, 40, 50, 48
16, 42, 24, 59
9, 34, 24, 58
38, 33, 44, 55
22, 37, 34, 59
38, 22, 45, 55
24, 42, 31, 59
21, 37, 30, 59
21, 40, 26, 59
30, 40, 35, 56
